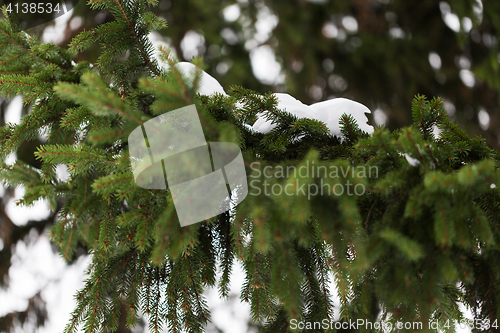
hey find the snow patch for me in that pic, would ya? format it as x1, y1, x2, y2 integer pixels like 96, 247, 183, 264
252, 93, 374, 139
174, 62, 227, 96
405, 154, 420, 167
174, 62, 374, 140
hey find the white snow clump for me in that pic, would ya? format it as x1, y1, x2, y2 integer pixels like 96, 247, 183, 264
172, 62, 374, 139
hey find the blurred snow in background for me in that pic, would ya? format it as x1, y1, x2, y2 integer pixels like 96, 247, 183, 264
0, 3, 477, 332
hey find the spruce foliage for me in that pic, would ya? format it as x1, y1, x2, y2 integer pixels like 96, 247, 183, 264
1, 1, 500, 332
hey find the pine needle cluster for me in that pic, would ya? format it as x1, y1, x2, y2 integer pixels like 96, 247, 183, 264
1, 1, 500, 332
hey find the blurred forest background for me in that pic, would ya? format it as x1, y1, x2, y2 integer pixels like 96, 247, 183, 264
0, 0, 499, 332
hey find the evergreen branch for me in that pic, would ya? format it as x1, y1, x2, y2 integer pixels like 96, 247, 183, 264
0, 161, 41, 185
217, 212, 234, 298
92, 172, 134, 197
63, 222, 77, 260
89, 128, 131, 144
0, 26, 65, 69
166, 55, 188, 97
0, 78, 36, 86
1, 0, 498, 326
186, 254, 209, 322
139, 79, 192, 103
99, 200, 114, 250
54, 73, 144, 124
314, 242, 333, 319
0, 53, 20, 66
151, 276, 163, 332
84, 282, 103, 333
35, 145, 117, 173
111, 0, 160, 77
